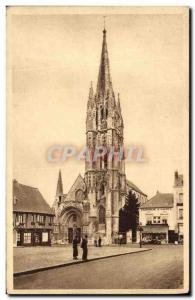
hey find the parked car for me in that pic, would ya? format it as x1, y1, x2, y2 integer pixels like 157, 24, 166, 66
142, 238, 161, 245
141, 239, 152, 245
151, 239, 161, 245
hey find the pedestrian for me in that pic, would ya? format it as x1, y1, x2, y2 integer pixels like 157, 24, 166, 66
119, 234, 123, 245
94, 239, 97, 247
98, 236, 102, 247
72, 235, 78, 260
81, 235, 88, 261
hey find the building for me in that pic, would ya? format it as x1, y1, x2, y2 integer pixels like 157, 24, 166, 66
139, 192, 174, 243
173, 171, 184, 243
13, 179, 55, 246
53, 27, 147, 245
139, 171, 184, 243
126, 180, 147, 205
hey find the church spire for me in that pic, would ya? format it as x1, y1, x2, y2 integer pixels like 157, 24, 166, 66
97, 26, 113, 97
56, 170, 63, 196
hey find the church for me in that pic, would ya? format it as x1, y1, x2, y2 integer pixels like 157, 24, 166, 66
52, 27, 147, 245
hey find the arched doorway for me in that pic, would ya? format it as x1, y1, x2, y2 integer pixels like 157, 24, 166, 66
62, 207, 83, 243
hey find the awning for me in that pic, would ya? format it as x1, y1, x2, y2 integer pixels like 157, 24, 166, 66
142, 225, 168, 233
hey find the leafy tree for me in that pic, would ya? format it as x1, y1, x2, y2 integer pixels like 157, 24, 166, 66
119, 190, 140, 233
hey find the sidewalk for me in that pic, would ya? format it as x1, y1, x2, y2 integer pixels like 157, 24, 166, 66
14, 245, 151, 276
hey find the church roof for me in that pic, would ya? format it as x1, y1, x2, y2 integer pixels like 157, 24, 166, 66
13, 180, 54, 215
126, 179, 147, 196
140, 192, 174, 209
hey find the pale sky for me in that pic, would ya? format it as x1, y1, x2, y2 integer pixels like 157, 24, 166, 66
9, 7, 188, 206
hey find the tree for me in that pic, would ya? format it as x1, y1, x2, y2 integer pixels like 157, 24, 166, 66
119, 190, 140, 234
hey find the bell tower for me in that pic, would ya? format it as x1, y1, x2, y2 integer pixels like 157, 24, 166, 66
85, 27, 126, 244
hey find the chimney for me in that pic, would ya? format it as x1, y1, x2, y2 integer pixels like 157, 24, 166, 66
174, 170, 178, 186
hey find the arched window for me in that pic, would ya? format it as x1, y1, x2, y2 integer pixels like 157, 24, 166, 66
104, 153, 107, 169
101, 107, 104, 121
105, 107, 108, 119
99, 206, 105, 224
75, 189, 84, 202
100, 182, 105, 197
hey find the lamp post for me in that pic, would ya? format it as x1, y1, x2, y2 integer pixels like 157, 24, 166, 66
137, 223, 143, 248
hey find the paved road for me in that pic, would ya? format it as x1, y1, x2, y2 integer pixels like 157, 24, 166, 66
14, 245, 183, 290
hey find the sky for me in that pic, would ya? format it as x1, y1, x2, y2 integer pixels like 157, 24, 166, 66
9, 7, 189, 206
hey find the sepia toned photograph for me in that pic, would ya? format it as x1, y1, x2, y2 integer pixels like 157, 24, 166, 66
6, 6, 189, 295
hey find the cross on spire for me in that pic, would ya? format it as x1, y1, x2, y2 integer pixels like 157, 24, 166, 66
103, 16, 106, 32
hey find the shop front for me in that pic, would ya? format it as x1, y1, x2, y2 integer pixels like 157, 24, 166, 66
142, 224, 169, 244
15, 229, 52, 246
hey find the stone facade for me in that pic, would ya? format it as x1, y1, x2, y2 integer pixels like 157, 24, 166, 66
52, 28, 146, 245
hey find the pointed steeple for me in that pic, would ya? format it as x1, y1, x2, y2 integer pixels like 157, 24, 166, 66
97, 27, 113, 97
87, 81, 95, 110
56, 170, 63, 196
89, 81, 93, 99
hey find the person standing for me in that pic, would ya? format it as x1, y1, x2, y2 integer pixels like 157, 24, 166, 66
81, 235, 88, 261
98, 236, 102, 247
72, 235, 78, 260
94, 239, 98, 247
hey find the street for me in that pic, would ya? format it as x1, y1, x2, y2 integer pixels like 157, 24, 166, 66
14, 245, 183, 290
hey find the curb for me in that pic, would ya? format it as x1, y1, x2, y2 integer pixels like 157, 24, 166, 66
14, 248, 151, 278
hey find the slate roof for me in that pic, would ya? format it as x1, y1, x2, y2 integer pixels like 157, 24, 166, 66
140, 192, 174, 209
13, 180, 54, 215
126, 179, 147, 196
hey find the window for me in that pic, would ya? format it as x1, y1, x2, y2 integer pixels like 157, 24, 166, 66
105, 108, 108, 119
31, 214, 36, 222
104, 154, 108, 169
42, 232, 48, 242
101, 107, 104, 121
153, 216, 161, 224
146, 220, 152, 225
179, 209, 183, 220
179, 193, 183, 203
49, 216, 53, 224
17, 214, 23, 223
162, 219, 168, 224
99, 206, 105, 224
75, 190, 84, 202
23, 232, 31, 244
54, 225, 58, 233
146, 215, 152, 225
17, 232, 21, 242
37, 215, 45, 223
100, 182, 105, 197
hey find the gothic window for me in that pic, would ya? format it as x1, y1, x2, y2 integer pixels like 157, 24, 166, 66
101, 107, 104, 121
105, 107, 108, 119
100, 182, 105, 197
75, 189, 84, 202
99, 206, 106, 224
104, 153, 107, 169
96, 111, 98, 126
